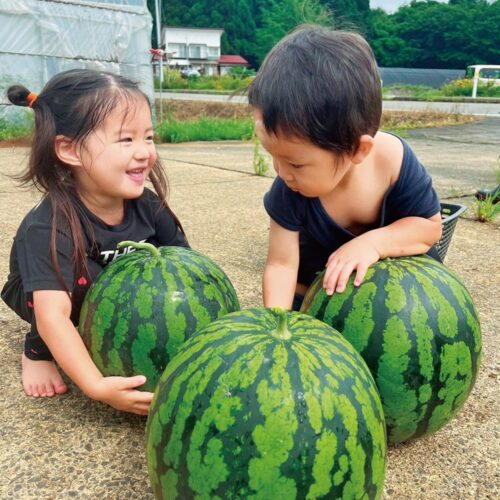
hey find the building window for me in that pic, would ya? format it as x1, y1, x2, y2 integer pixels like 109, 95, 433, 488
189, 44, 205, 59
208, 46, 219, 59
168, 43, 187, 58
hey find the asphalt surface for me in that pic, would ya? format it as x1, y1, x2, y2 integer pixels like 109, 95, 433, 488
155, 91, 500, 117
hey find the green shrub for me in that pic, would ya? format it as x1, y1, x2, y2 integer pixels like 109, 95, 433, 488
441, 79, 500, 97
156, 117, 254, 143
228, 67, 256, 78
157, 69, 188, 90
382, 84, 441, 99
0, 117, 32, 142
157, 70, 253, 92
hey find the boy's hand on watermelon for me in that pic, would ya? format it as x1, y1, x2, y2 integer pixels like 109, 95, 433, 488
324, 237, 381, 295
91, 375, 153, 415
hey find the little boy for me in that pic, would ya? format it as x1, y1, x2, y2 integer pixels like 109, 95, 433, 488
248, 25, 443, 310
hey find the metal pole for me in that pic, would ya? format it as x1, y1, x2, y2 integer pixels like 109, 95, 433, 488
472, 76, 478, 99
154, 0, 163, 121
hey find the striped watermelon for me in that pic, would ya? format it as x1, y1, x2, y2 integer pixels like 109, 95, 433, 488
79, 241, 240, 392
146, 307, 387, 499
301, 255, 481, 444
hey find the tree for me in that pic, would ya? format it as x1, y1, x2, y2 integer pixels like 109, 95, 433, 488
366, 0, 500, 68
255, 0, 333, 63
365, 8, 416, 67
390, 0, 500, 68
320, 0, 370, 32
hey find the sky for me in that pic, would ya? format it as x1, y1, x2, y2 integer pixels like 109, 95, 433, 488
370, 0, 447, 13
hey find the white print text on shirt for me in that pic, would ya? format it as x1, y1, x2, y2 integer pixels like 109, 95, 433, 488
99, 239, 147, 264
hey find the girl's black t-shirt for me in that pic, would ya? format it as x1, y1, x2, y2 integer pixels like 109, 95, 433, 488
2, 188, 188, 324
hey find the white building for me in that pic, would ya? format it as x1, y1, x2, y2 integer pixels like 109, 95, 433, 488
161, 26, 224, 76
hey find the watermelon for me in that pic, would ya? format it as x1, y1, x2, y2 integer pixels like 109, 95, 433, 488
79, 241, 240, 392
301, 255, 481, 444
146, 307, 387, 499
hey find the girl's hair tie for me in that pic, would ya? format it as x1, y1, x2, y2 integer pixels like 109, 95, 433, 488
27, 92, 38, 108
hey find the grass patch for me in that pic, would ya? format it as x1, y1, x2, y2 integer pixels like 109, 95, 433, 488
383, 82, 500, 100
156, 70, 253, 92
252, 134, 271, 176
381, 110, 478, 130
156, 117, 254, 143
153, 104, 479, 143
383, 84, 442, 100
475, 195, 500, 222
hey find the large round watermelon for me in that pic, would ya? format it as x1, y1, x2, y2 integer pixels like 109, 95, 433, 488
79, 241, 240, 392
146, 307, 387, 499
301, 255, 481, 444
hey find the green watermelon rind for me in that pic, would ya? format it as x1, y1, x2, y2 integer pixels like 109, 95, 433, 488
79, 246, 240, 392
146, 308, 387, 499
301, 255, 482, 443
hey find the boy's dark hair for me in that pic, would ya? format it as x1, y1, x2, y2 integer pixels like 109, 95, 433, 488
7, 69, 183, 293
248, 25, 382, 156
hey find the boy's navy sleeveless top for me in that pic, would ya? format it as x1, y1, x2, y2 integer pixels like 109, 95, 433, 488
264, 138, 440, 286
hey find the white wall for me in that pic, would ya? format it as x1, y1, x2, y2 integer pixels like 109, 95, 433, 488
162, 27, 223, 49
0, 0, 154, 123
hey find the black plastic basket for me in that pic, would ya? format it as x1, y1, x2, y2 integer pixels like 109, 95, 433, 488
433, 203, 467, 261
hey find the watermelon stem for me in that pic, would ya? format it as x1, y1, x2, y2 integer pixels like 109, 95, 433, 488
270, 307, 292, 341
117, 240, 161, 257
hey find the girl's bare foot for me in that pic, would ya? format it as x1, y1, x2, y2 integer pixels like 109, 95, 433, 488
21, 353, 68, 397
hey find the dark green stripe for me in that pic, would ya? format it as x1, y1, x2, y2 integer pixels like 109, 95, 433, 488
147, 309, 386, 499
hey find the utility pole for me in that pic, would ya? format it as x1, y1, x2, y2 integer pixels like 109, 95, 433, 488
154, 0, 163, 122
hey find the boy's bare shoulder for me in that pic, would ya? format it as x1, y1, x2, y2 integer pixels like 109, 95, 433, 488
372, 132, 404, 185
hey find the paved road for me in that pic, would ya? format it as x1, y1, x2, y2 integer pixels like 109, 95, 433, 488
155, 91, 500, 117
382, 99, 500, 117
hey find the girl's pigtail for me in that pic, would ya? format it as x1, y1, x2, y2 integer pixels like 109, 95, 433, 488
7, 85, 37, 109
7, 85, 32, 107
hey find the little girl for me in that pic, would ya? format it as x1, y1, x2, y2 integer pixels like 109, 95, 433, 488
2, 69, 188, 415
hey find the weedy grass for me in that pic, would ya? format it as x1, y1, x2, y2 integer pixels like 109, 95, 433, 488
153, 106, 478, 143
252, 134, 270, 176
383, 84, 442, 100
475, 195, 500, 222
156, 117, 254, 143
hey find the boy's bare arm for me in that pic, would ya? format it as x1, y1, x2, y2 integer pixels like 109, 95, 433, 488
368, 213, 443, 259
33, 290, 153, 415
324, 213, 442, 295
263, 219, 300, 309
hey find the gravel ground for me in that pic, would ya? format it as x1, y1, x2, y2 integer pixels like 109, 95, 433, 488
0, 118, 498, 499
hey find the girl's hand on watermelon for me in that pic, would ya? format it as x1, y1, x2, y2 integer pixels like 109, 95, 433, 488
324, 237, 381, 295
92, 375, 154, 415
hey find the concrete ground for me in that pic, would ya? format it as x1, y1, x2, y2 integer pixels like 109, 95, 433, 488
0, 118, 498, 499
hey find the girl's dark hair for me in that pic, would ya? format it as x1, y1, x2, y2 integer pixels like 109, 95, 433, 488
248, 25, 382, 157
7, 69, 183, 292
